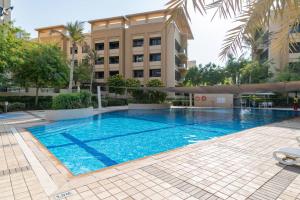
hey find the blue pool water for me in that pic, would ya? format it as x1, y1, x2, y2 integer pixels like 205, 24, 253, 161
28, 108, 298, 175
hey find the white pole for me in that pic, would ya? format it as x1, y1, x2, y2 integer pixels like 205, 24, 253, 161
97, 86, 102, 109
189, 93, 193, 107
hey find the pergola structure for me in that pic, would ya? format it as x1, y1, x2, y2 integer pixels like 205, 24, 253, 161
147, 81, 300, 94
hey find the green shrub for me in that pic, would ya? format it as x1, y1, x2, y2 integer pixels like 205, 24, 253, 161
172, 99, 190, 106
145, 79, 167, 104
107, 74, 126, 95
107, 98, 128, 106
8, 102, 26, 112
0, 96, 52, 110
52, 92, 92, 110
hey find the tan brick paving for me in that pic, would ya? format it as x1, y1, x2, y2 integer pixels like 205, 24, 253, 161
0, 112, 300, 199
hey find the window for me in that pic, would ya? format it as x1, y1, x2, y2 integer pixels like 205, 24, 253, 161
109, 71, 119, 76
95, 43, 104, 51
290, 25, 300, 33
175, 40, 181, 52
175, 70, 181, 81
70, 47, 78, 54
150, 37, 161, 46
289, 42, 300, 53
133, 70, 144, 78
149, 69, 161, 77
133, 54, 144, 62
82, 45, 89, 53
95, 72, 104, 79
109, 56, 119, 64
109, 41, 119, 49
95, 57, 104, 65
150, 53, 161, 62
133, 39, 144, 47
175, 56, 181, 66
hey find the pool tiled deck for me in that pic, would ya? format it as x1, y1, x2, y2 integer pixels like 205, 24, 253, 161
0, 110, 300, 200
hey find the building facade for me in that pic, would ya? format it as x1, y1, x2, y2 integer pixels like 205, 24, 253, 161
255, 16, 300, 74
35, 9, 193, 88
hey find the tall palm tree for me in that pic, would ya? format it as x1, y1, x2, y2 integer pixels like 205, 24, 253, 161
51, 21, 85, 91
167, 0, 300, 60
85, 46, 100, 93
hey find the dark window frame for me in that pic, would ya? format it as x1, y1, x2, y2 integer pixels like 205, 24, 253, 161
149, 37, 161, 46
95, 43, 104, 51
149, 53, 161, 62
133, 39, 144, 47
95, 71, 104, 79
109, 56, 119, 64
109, 71, 119, 77
149, 69, 161, 77
109, 41, 119, 49
133, 54, 144, 63
95, 57, 104, 65
133, 70, 144, 78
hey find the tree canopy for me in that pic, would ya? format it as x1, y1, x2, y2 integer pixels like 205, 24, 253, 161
13, 43, 69, 105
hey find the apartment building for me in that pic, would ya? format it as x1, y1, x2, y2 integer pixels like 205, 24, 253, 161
35, 9, 193, 88
255, 16, 300, 74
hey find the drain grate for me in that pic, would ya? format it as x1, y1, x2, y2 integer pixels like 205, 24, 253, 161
247, 166, 300, 200
141, 165, 223, 200
0, 166, 32, 176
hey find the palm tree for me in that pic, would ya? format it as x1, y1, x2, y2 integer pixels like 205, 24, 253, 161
167, 0, 300, 60
51, 21, 85, 91
85, 46, 100, 93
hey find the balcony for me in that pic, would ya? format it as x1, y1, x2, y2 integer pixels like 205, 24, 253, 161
177, 64, 187, 71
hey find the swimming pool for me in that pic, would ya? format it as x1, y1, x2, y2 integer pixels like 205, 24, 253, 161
28, 108, 298, 175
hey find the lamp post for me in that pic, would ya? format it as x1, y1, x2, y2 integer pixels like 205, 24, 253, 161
0, 0, 13, 23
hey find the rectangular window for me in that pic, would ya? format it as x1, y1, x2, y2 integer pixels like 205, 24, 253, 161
175, 70, 181, 81
150, 53, 161, 62
109, 56, 119, 64
175, 40, 181, 52
95, 71, 104, 79
70, 47, 78, 54
82, 45, 89, 53
95, 43, 104, 51
289, 42, 300, 53
95, 57, 104, 65
290, 24, 300, 33
133, 54, 144, 62
109, 71, 119, 76
175, 55, 181, 66
133, 70, 144, 78
133, 39, 144, 47
109, 41, 119, 49
150, 37, 161, 46
149, 69, 161, 77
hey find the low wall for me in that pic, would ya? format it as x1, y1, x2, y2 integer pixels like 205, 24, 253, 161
194, 94, 233, 108
45, 107, 94, 121
128, 104, 171, 110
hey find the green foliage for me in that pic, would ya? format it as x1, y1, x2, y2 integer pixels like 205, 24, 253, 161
145, 79, 167, 104
0, 23, 30, 86
240, 61, 272, 83
0, 96, 53, 110
52, 91, 92, 110
8, 102, 26, 112
73, 63, 91, 85
107, 74, 126, 95
125, 78, 143, 100
184, 64, 225, 86
275, 61, 300, 82
12, 43, 69, 105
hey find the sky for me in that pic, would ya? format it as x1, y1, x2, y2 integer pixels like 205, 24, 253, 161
11, 0, 232, 65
